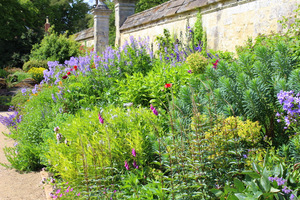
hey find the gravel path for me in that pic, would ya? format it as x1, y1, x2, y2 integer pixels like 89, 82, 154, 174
0, 112, 46, 200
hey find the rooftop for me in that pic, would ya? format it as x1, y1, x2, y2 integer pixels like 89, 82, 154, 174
120, 0, 211, 31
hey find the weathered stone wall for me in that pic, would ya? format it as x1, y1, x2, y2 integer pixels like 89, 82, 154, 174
120, 0, 299, 53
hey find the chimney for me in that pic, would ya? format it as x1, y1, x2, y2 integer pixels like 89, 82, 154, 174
114, 0, 138, 46
45, 16, 50, 33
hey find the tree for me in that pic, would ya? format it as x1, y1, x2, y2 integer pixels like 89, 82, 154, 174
135, 0, 169, 13
0, 0, 91, 68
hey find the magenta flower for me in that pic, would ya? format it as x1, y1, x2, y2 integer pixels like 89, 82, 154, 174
133, 161, 139, 169
188, 70, 192, 73
124, 160, 129, 170
98, 112, 104, 124
150, 104, 154, 111
132, 148, 136, 157
77, 193, 81, 196
152, 108, 158, 116
150, 104, 158, 115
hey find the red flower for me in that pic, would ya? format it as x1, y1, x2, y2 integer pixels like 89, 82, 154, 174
164, 83, 172, 88
74, 66, 78, 71
67, 72, 71, 75
62, 75, 68, 79
70, 69, 73, 71
212, 60, 219, 69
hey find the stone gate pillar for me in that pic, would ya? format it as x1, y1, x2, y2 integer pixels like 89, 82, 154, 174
114, 0, 138, 46
93, 2, 112, 53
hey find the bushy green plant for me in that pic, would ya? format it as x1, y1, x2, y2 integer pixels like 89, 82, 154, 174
45, 106, 162, 190
117, 61, 191, 107
4, 85, 66, 171
186, 52, 208, 74
10, 90, 30, 108
177, 41, 297, 144
28, 67, 46, 83
30, 30, 80, 64
213, 151, 300, 199
23, 60, 48, 72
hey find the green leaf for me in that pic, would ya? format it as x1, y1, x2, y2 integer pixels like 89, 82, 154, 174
270, 187, 280, 193
260, 172, 271, 193
234, 178, 245, 192
234, 193, 247, 200
210, 189, 223, 197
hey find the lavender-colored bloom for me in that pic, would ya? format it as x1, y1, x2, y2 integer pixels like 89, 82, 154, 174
282, 186, 292, 194
269, 176, 287, 186
21, 88, 27, 96
290, 194, 295, 200
124, 160, 129, 170
14, 142, 18, 146
243, 154, 247, 158
51, 94, 57, 102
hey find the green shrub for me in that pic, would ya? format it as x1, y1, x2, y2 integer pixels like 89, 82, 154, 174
30, 30, 80, 64
4, 85, 64, 171
23, 60, 48, 72
46, 106, 162, 185
177, 41, 297, 144
0, 68, 9, 78
186, 52, 208, 74
28, 67, 46, 83
11, 90, 30, 108
213, 152, 300, 199
117, 61, 191, 107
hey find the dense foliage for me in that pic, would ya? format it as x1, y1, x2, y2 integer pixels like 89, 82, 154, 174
1, 6, 300, 200
0, 0, 91, 68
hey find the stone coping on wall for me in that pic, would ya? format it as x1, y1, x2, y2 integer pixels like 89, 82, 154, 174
120, 0, 256, 31
74, 27, 94, 41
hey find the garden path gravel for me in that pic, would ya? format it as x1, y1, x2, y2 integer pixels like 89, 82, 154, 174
0, 112, 46, 200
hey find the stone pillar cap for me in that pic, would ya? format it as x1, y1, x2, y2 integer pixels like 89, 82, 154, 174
95, 1, 110, 10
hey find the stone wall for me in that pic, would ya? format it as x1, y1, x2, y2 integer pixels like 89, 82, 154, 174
120, 0, 299, 53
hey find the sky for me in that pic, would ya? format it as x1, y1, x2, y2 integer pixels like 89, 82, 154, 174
83, 0, 94, 6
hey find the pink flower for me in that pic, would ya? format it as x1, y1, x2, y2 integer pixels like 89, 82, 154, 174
124, 160, 129, 170
188, 70, 192, 73
77, 193, 81, 196
98, 112, 104, 124
133, 161, 139, 169
150, 104, 154, 111
132, 148, 136, 157
212, 60, 219, 69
